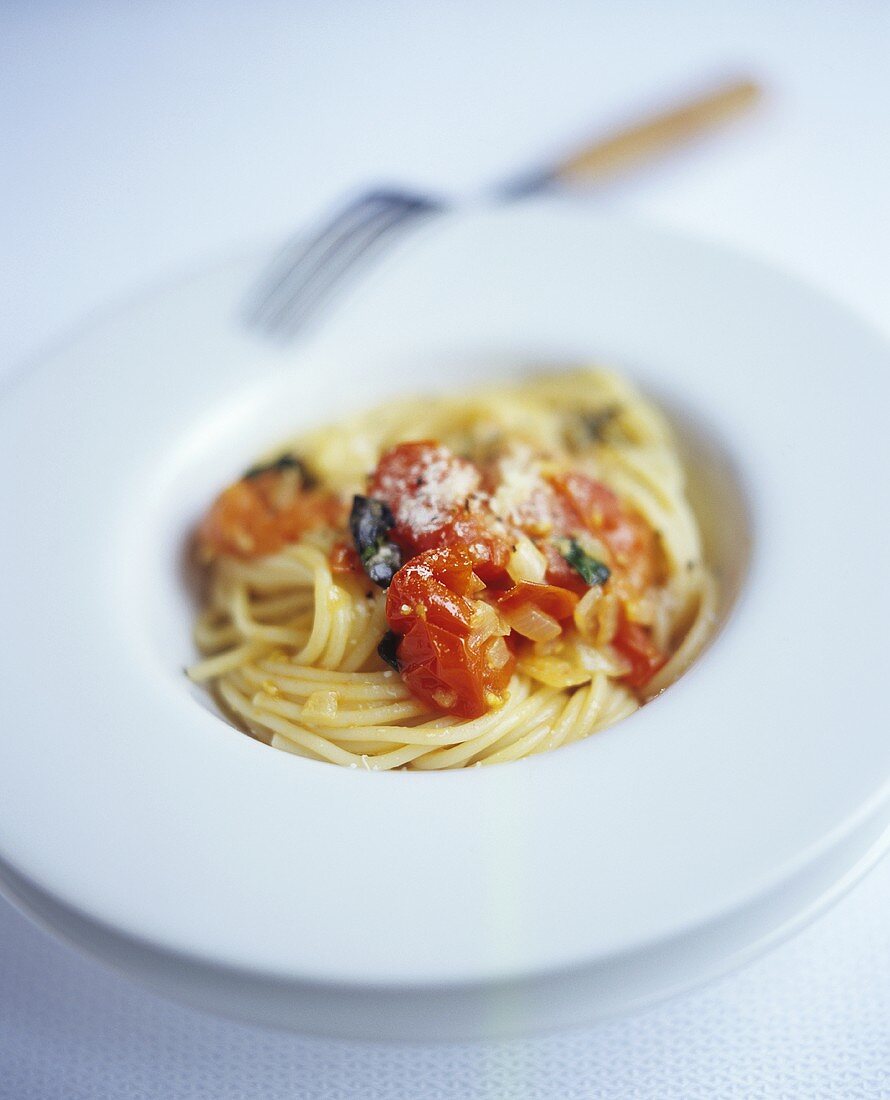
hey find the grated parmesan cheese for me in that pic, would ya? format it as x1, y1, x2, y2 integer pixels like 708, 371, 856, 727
488, 444, 555, 532
382, 445, 481, 535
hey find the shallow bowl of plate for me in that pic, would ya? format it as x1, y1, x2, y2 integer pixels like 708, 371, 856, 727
0, 202, 888, 1039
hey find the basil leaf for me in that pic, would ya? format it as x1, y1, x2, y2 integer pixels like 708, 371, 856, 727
560, 538, 611, 586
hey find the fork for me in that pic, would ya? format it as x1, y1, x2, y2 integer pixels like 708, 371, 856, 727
247, 77, 760, 341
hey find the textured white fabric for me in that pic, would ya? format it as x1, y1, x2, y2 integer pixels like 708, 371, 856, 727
1, 864, 888, 1099
2, 1, 889, 1096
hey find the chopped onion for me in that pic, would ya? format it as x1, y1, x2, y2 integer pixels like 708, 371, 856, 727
624, 594, 656, 626
575, 642, 631, 677
506, 534, 547, 584
572, 585, 602, 640
502, 603, 562, 642
471, 600, 510, 638
531, 636, 564, 657
301, 689, 339, 721
519, 643, 632, 687
486, 636, 512, 670
518, 655, 591, 689
595, 591, 620, 646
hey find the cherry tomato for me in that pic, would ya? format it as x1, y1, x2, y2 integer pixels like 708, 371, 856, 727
199, 470, 342, 559
369, 441, 511, 581
386, 546, 480, 635
386, 546, 514, 717
612, 616, 666, 691
551, 472, 624, 531
424, 512, 512, 582
549, 472, 662, 592
397, 618, 515, 719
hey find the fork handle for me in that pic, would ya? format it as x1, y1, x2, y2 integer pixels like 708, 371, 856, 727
550, 77, 761, 186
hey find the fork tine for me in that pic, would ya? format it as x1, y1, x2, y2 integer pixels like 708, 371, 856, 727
251, 200, 411, 332
255, 198, 438, 338
246, 191, 404, 329
272, 202, 437, 339
248, 190, 439, 333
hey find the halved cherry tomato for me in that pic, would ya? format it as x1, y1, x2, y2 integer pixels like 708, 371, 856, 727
397, 618, 514, 719
386, 546, 481, 635
199, 470, 342, 559
612, 616, 666, 691
423, 511, 512, 582
369, 441, 479, 544
385, 546, 514, 717
369, 441, 511, 581
496, 582, 579, 621
548, 472, 662, 592
551, 472, 623, 531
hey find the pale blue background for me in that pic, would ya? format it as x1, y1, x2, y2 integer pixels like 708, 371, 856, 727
1, 2, 888, 1096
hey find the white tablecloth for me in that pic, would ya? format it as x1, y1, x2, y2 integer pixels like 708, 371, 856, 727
1, 2, 888, 1096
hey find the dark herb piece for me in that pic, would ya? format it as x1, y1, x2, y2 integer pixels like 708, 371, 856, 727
350, 495, 395, 553
377, 630, 402, 672
581, 404, 622, 443
243, 453, 316, 487
349, 495, 403, 588
560, 538, 611, 587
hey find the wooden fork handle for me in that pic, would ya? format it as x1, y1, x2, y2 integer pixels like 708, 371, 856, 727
551, 77, 761, 186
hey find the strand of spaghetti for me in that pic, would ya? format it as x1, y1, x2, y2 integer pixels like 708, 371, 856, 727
268, 734, 317, 760
478, 722, 554, 765
600, 695, 638, 729
602, 441, 683, 500
329, 739, 405, 755
600, 466, 700, 573
252, 693, 431, 729
256, 660, 401, 686
239, 664, 411, 703
230, 584, 308, 646
411, 690, 564, 769
560, 673, 612, 746
187, 639, 271, 682
216, 550, 315, 592
267, 680, 539, 750
317, 584, 355, 669
193, 614, 241, 653
466, 688, 578, 763
585, 682, 636, 735
536, 685, 590, 754
338, 596, 388, 672
291, 546, 338, 665
252, 687, 532, 746
248, 590, 314, 619
264, 711, 433, 770
219, 679, 381, 767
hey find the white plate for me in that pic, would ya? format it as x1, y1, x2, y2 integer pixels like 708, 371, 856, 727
0, 204, 888, 1039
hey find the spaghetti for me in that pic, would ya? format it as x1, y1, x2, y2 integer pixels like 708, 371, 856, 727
188, 369, 716, 769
